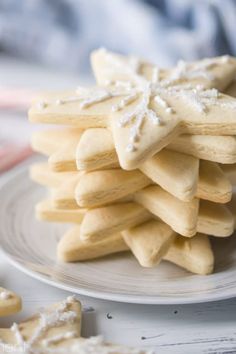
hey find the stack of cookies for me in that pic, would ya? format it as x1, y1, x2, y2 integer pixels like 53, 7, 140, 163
29, 49, 236, 275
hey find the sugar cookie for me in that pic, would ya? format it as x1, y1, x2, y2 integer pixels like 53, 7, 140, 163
163, 233, 214, 275
168, 134, 236, 164
76, 129, 236, 170
122, 220, 176, 267
228, 192, 236, 227
80, 203, 151, 243
31, 128, 82, 156
58, 226, 129, 262
32, 129, 234, 203
197, 200, 234, 237
220, 163, 236, 185
92, 49, 236, 91
135, 186, 199, 237
0, 296, 82, 352
0, 288, 21, 317
197, 160, 232, 203
76, 128, 119, 170
36, 199, 86, 223
30, 162, 78, 188
29, 51, 236, 170
51, 175, 81, 209
75, 169, 151, 208
225, 79, 236, 98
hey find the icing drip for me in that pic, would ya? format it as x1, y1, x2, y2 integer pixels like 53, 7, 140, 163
0, 290, 12, 300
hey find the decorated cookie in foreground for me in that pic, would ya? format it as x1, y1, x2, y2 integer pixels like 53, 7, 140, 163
0, 287, 21, 317
0, 296, 151, 354
0, 295, 81, 353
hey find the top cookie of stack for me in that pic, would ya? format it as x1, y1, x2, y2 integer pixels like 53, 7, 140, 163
29, 49, 236, 275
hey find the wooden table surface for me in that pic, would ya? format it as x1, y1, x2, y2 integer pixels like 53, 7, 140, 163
0, 55, 236, 354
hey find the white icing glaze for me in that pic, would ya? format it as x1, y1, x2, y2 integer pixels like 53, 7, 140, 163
0, 290, 12, 300
2, 296, 79, 354
169, 56, 229, 83
35, 49, 234, 154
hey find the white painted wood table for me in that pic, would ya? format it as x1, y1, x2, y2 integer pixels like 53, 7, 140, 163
1, 56, 236, 354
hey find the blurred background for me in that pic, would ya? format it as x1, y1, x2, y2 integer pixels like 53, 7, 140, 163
0, 0, 236, 172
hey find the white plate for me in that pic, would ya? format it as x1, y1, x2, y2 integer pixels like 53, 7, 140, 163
0, 163, 236, 305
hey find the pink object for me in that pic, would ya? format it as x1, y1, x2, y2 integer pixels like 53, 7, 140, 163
0, 87, 37, 110
0, 143, 33, 173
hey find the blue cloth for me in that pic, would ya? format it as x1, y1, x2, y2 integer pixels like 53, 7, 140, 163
0, 0, 235, 73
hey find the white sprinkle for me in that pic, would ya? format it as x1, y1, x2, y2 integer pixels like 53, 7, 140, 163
152, 67, 160, 83
154, 95, 167, 108
37, 101, 47, 110
0, 291, 11, 300
55, 99, 63, 105
147, 109, 161, 125
80, 91, 111, 108
166, 107, 173, 114
126, 143, 136, 152
111, 92, 138, 112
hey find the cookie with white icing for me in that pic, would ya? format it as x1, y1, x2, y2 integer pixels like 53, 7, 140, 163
0, 288, 21, 317
0, 296, 82, 352
91, 48, 236, 91
58, 226, 129, 262
163, 233, 214, 275
122, 220, 176, 267
29, 50, 236, 170
0, 298, 149, 353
